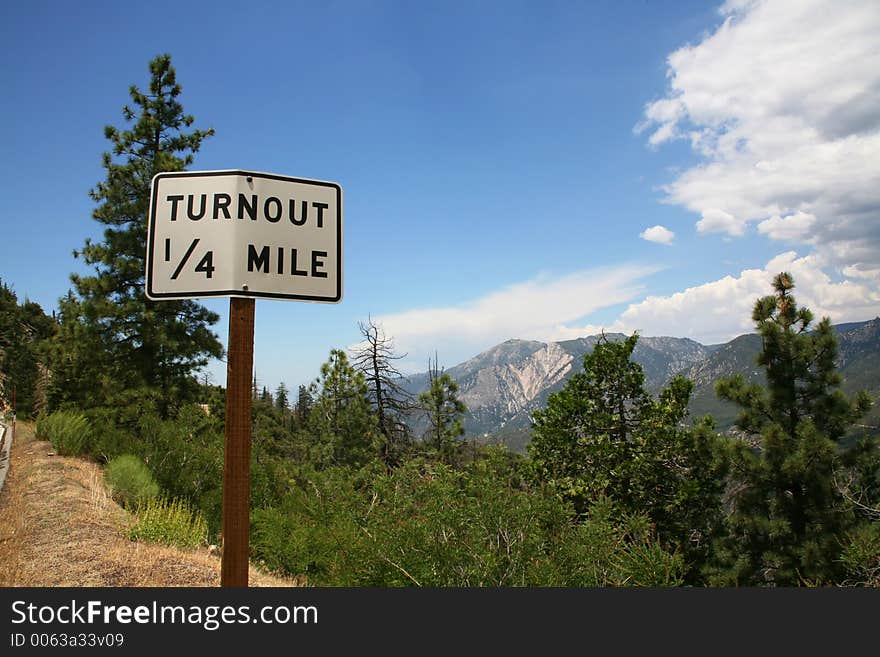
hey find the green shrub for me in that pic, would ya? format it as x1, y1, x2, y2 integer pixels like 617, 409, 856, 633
251, 467, 366, 583
560, 498, 685, 587
251, 456, 685, 586
128, 497, 208, 549
35, 410, 91, 456
135, 404, 225, 535
85, 412, 140, 463
105, 454, 159, 508
840, 522, 880, 587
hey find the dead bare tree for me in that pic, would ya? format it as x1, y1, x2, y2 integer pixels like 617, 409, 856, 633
351, 318, 415, 466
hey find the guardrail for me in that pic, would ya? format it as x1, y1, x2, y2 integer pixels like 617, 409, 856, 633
0, 419, 12, 496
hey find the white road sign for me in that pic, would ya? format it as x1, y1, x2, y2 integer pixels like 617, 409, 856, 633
146, 170, 342, 302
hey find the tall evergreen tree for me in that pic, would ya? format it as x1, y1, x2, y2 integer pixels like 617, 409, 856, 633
47, 291, 114, 411
295, 384, 313, 423
528, 333, 726, 577
418, 356, 466, 462
307, 349, 377, 468
0, 281, 55, 416
529, 334, 652, 511
275, 382, 289, 412
63, 54, 221, 413
713, 273, 873, 585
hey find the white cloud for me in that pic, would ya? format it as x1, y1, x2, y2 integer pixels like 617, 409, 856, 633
757, 211, 816, 241
374, 266, 658, 371
370, 255, 880, 372
640, 225, 676, 245
697, 208, 743, 235
639, 0, 880, 282
647, 122, 678, 148
585, 252, 880, 345
842, 264, 880, 281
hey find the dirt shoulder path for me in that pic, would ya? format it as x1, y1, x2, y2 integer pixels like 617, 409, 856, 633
0, 422, 296, 587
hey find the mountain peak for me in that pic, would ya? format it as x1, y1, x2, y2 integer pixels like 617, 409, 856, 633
404, 318, 880, 452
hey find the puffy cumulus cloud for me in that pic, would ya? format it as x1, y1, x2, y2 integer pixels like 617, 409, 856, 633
639, 0, 880, 280
639, 225, 676, 245
757, 211, 816, 241
374, 265, 658, 371
697, 208, 743, 236
593, 252, 880, 345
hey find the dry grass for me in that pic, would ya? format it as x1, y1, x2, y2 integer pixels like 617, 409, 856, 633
0, 421, 298, 587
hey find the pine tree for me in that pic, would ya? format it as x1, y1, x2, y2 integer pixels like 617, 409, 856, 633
295, 384, 313, 423
307, 349, 377, 468
275, 382, 289, 412
0, 281, 55, 416
47, 292, 108, 410
64, 54, 221, 413
528, 333, 726, 577
418, 356, 466, 462
528, 334, 649, 511
713, 273, 873, 585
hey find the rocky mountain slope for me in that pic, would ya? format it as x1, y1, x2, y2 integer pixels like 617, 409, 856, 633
404, 318, 880, 452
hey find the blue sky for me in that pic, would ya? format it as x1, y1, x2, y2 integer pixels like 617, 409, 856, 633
2, 0, 878, 392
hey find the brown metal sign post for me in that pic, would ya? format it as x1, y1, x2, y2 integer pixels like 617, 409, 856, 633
221, 297, 255, 587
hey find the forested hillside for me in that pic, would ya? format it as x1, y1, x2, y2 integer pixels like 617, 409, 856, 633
0, 280, 54, 416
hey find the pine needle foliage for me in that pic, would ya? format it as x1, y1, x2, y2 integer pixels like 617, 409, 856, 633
713, 273, 875, 585
58, 54, 221, 413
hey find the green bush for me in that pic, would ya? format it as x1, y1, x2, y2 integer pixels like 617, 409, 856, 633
135, 404, 225, 535
128, 497, 208, 549
85, 412, 140, 464
251, 455, 685, 586
251, 467, 365, 583
840, 522, 880, 587
105, 454, 159, 509
35, 410, 91, 456
558, 498, 685, 587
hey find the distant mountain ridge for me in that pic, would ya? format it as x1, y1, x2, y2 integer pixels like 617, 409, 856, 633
403, 318, 880, 452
